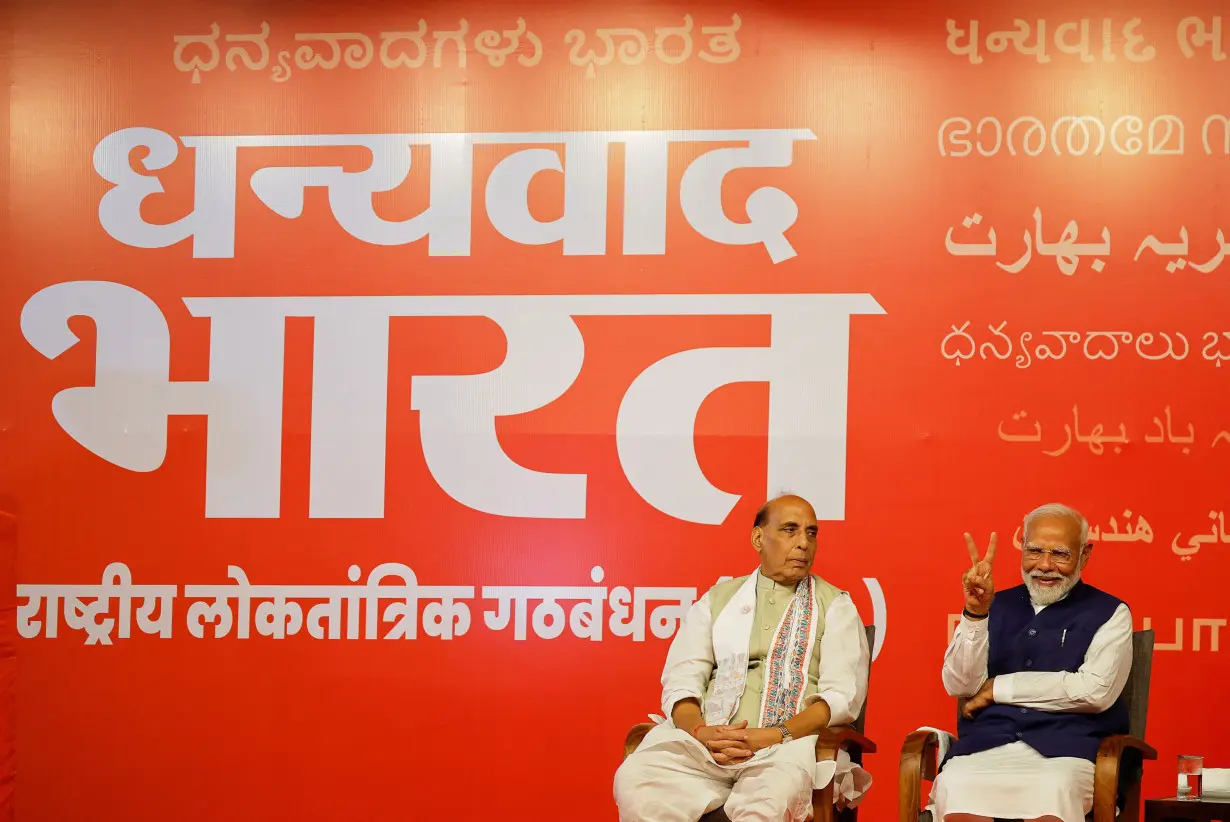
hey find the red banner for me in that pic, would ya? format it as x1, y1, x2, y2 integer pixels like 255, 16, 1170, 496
2, 1, 1229, 820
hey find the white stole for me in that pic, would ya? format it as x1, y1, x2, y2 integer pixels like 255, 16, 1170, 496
704, 570, 820, 727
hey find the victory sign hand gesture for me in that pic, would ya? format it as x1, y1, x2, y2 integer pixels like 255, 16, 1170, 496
962, 532, 997, 616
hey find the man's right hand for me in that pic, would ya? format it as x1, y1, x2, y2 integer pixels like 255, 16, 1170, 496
695, 720, 753, 764
962, 532, 997, 616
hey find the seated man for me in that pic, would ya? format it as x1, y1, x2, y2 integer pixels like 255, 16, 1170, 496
614, 494, 871, 822
932, 502, 1134, 822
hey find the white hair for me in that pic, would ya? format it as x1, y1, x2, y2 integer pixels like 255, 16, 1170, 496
1023, 502, 1089, 548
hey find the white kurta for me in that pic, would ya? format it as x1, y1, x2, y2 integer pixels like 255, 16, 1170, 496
930, 600, 1134, 822
615, 586, 872, 822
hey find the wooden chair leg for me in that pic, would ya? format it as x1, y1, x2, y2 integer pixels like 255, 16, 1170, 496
899, 731, 937, 822
811, 783, 835, 822
1119, 775, 1142, 822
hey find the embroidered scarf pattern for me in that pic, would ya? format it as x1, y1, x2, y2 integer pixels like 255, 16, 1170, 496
757, 575, 816, 729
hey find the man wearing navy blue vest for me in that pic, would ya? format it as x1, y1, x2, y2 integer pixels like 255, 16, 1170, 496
930, 503, 1134, 822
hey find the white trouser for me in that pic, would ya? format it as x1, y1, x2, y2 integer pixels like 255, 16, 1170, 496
614, 724, 870, 822
931, 741, 1095, 822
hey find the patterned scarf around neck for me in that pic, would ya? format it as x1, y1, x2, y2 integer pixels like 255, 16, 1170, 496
757, 575, 816, 729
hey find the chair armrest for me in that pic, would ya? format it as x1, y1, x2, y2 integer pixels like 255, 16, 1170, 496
899, 730, 941, 822
811, 728, 874, 822
1092, 736, 1155, 822
1096, 735, 1157, 761
901, 730, 940, 781
624, 723, 654, 759
815, 726, 878, 761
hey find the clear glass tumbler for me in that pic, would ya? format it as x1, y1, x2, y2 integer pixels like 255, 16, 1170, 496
1178, 755, 1203, 800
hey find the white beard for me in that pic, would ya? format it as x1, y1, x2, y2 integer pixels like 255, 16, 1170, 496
1022, 567, 1080, 606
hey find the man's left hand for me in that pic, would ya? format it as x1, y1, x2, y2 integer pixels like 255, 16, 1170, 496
745, 727, 789, 754
960, 677, 996, 719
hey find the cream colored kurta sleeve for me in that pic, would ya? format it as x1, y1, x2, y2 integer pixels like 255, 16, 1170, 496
659, 592, 716, 720
808, 594, 870, 727
942, 614, 991, 698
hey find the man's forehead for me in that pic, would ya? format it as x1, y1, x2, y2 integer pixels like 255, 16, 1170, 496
1025, 516, 1081, 543
767, 496, 816, 524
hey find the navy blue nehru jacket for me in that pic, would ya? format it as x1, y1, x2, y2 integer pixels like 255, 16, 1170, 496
942, 581, 1129, 766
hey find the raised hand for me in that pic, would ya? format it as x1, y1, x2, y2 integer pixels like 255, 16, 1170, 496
962, 532, 997, 616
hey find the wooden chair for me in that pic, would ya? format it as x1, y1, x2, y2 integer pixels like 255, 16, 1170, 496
622, 625, 877, 822
898, 629, 1157, 822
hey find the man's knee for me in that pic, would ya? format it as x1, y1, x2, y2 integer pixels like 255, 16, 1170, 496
726, 763, 814, 822
614, 755, 704, 822
613, 757, 650, 812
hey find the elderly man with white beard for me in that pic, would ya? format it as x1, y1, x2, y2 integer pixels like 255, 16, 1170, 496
930, 503, 1134, 822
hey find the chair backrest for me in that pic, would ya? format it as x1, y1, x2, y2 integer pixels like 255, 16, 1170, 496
854, 624, 875, 734
954, 628, 1154, 733
1123, 629, 1153, 739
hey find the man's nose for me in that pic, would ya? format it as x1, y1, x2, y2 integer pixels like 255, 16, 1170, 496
1035, 552, 1057, 571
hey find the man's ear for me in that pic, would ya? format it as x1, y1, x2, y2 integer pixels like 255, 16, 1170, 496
751, 527, 764, 553
1080, 541, 1094, 569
